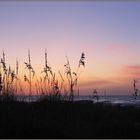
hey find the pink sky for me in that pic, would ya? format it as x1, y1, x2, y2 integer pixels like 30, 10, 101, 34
0, 1, 140, 95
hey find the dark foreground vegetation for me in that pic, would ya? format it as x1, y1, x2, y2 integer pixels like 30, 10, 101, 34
0, 100, 140, 138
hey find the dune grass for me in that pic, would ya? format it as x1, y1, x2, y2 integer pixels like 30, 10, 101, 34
0, 50, 86, 102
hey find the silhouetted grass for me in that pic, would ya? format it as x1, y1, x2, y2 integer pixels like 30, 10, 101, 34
0, 100, 140, 138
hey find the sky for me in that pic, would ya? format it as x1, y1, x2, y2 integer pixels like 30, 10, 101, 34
0, 1, 140, 95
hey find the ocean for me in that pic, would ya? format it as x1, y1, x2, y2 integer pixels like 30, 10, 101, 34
75, 95, 140, 107
15, 94, 140, 107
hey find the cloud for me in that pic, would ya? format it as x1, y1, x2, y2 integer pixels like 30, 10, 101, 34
79, 79, 115, 88
106, 44, 129, 51
119, 65, 140, 78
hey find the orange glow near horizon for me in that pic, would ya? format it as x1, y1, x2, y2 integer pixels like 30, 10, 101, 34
0, 49, 138, 96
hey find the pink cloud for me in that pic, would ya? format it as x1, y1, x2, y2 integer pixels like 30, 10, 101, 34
79, 80, 115, 88
119, 65, 140, 78
106, 44, 129, 51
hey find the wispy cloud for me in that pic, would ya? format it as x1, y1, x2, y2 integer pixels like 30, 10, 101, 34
106, 44, 129, 51
79, 79, 115, 88
119, 65, 140, 78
